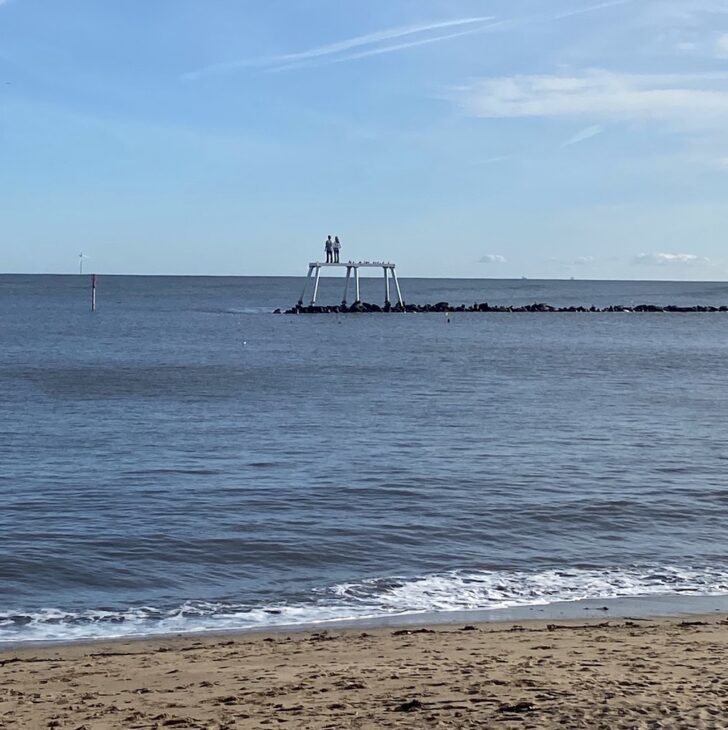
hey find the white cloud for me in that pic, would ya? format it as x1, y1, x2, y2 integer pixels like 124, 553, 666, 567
479, 254, 507, 264
552, 0, 636, 21
457, 70, 728, 127
633, 252, 709, 265
273, 27, 494, 72
183, 16, 494, 79
716, 33, 728, 58
573, 256, 596, 265
561, 124, 605, 147
184, 1, 638, 79
472, 155, 512, 165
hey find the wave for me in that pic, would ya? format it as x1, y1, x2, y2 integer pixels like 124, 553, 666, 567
2, 565, 727, 644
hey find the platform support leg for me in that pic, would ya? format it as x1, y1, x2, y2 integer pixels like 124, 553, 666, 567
383, 266, 390, 306
354, 266, 360, 303
298, 265, 314, 306
342, 266, 351, 305
311, 265, 322, 305
391, 266, 404, 306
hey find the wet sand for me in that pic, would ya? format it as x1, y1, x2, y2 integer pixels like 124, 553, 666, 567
2, 614, 727, 729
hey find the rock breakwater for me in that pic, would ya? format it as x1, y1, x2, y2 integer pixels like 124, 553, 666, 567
278, 302, 728, 314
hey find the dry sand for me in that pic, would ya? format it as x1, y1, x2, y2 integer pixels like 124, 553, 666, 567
2, 615, 728, 729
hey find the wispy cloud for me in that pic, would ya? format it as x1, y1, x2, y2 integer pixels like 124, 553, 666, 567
184, 1, 637, 79
716, 33, 728, 58
561, 124, 605, 147
479, 254, 507, 264
183, 16, 494, 80
272, 26, 494, 72
633, 252, 709, 265
552, 0, 636, 21
457, 70, 728, 127
472, 155, 512, 165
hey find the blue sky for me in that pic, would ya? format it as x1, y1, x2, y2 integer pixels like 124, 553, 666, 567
1, 0, 728, 278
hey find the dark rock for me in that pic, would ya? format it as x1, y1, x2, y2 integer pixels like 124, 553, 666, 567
498, 701, 535, 714
634, 304, 664, 312
284, 300, 728, 314
394, 699, 424, 713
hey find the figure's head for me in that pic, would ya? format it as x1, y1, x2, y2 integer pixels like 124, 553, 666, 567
335, 236, 340, 242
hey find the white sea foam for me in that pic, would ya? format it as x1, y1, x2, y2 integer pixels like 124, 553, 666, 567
2, 565, 727, 644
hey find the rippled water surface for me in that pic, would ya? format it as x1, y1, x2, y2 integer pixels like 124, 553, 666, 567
1, 275, 728, 642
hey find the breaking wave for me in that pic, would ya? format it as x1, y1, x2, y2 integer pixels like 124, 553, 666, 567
2, 565, 727, 644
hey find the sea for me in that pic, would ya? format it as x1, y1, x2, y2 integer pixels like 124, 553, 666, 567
2, 274, 728, 644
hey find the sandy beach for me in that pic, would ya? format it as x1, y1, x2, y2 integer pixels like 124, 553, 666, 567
2, 614, 728, 729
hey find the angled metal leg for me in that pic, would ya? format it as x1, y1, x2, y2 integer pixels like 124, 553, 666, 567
298, 265, 314, 306
391, 266, 404, 305
342, 266, 352, 305
311, 265, 322, 305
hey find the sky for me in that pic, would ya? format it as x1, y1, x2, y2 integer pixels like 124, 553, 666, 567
1, 0, 728, 278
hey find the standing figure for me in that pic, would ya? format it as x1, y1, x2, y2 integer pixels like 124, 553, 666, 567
333, 236, 341, 263
325, 235, 333, 263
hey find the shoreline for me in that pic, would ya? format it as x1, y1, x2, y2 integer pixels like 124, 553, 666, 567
3, 612, 728, 728
3, 592, 728, 651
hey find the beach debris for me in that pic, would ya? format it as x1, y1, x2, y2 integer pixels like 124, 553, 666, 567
336, 680, 367, 690
392, 628, 434, 636
310, 631, 336, 642
547, 622, 610, 631
394, 699, 425, 712
460, 625, 478, 631
497, 701, 536, 714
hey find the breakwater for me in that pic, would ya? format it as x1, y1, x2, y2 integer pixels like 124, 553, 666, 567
279, 302, 728, 314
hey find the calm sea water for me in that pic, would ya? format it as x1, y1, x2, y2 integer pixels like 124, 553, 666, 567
2, 274, 728, 643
